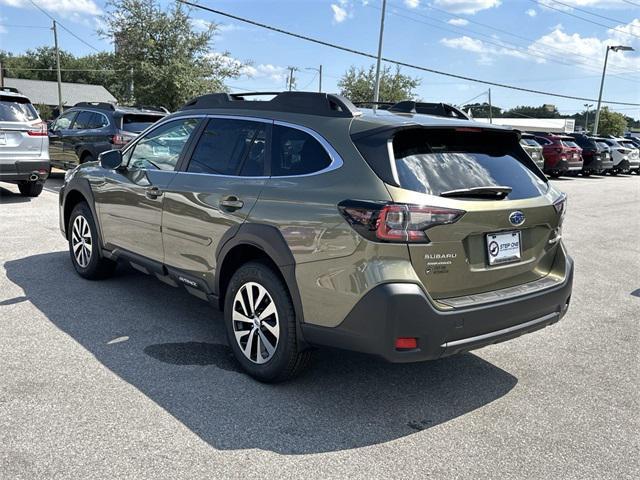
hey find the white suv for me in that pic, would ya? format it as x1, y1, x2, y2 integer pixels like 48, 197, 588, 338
0, 89, 50, 196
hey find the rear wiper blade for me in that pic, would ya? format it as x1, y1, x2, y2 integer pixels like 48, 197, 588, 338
439, 186, 512, 199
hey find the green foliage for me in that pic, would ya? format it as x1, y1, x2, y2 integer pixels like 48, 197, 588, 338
35, 103, 53, 120
100, 0, 244, 110
338, 64, 420, 104
462, 102, 502, 118
596, 107, 627, 136
503, 104, 561, 119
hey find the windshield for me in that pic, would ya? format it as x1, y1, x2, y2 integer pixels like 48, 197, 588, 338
0, 98, 38, 122
392, 129, 548, 200
120, 114, 164, 133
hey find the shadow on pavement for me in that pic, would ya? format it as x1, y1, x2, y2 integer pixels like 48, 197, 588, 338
0, 186, 31, 204
4, 251, 518, 454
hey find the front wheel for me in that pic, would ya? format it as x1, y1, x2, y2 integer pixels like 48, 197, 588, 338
68, 202, 116, 279
224, 261, 310, 382
18, 181, 43, 197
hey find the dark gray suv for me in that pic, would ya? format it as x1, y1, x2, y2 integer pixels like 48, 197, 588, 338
59, 92, 573, 382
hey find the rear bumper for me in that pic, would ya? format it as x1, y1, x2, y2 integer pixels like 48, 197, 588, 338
0, 159, 50, 182
302, 254, 574, 363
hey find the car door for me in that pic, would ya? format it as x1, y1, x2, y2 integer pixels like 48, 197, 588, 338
48, 110, 77, 168
161, 117, 270, 284
94, 117, 202, 263
67, 110, 95, 166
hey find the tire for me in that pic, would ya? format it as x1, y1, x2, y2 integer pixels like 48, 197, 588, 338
224, 261, 310, 382
549, 172, 561, 178
17, 181, 44, 197
68, 202, 116, 279
582, 170, 591, 177
610, 170, 618, 176
80, 153, 94, 164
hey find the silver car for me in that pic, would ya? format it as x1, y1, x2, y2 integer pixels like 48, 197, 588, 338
617, 138, 640, 174
0, 89, 50, 196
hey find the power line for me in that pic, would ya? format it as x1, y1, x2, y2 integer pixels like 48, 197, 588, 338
386, 0, 637, 80
529, 0, 640, 39
0, 24, 50, 29
547, 0, 631, 25
177, 0, 640, 106
376, 2, 637, 82
621, 0, 640, 6
7, 67, 121, 72
27, 0, 102, 53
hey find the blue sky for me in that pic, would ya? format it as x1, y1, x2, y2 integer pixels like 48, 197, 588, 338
1, 0, 638, 118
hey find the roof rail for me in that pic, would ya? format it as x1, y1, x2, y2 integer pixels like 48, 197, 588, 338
389, 101, 470, 120
180, 91, 360, 118
74, 102, 116, 111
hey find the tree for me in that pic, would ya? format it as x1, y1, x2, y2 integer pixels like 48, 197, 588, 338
596, 107, 627, 136
504, 104, 561, 119
462, 102, 502, 119
338, 64, 420, 104
100, 0, 244, 110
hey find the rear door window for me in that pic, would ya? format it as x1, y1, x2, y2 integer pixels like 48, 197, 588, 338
561, 140, 579, 148
121, 114, 164, 133
0, 96, 38, 122
187, 118, 267, 176
89, 113, 109, 129
392, 128, 548, 200
72, 111, 94, 130
271, 125, 331, 176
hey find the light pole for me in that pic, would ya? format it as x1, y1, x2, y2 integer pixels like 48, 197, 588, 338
583, 103, 593, 132
593, 45, 634, 135
372, 0, 387, 110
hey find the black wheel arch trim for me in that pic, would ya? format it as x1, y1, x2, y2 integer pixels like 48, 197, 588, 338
61, 177, 105, 257
215, 223, 308, 347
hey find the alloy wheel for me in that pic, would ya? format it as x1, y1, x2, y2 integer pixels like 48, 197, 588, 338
232, 281, 280, 364
71, 215, 92, 268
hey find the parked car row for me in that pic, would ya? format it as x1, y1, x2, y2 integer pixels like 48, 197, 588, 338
1, 90, 638, 200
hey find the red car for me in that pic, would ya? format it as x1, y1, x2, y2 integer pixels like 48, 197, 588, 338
534, 134, 584, 178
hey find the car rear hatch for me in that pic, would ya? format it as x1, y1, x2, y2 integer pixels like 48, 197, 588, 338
0, 95, 46, 162
351, 125, 565, 301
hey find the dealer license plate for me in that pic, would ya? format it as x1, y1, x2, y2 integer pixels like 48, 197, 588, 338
486, 231, 522, 266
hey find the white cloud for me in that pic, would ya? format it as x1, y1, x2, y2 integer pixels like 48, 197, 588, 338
440, 35, 527, 65
432, 0, 501, 15
528, 20, 640, 73
525, 9, 537, 17
447, 18, 469, 26
0, 0, 101, 16
537, 0, 632, 9
331, 3, 348, 23
404, 0, 421, 8
242, 63, 289, 84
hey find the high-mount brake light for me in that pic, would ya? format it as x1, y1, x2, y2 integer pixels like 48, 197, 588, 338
338, 200, 465, 243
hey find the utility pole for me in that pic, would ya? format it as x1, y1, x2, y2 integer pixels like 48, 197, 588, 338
52, 20, 63, 114
305, 65, 323, 93
583, 103, 593, 132
593, 45, 634, 135
287, 67, 297, 91
0, 61, 4, 88
488, 88, 493, 124
372, 0, 387, 110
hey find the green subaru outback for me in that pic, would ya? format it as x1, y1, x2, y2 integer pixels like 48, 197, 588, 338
59, 92, 573, 382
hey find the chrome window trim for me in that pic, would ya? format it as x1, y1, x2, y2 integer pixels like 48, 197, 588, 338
120, 113, 344, 179
271, 120, 344, 178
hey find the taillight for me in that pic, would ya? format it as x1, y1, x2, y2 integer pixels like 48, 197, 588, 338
27, 121, 47, 136
111, 134, 133, 146
338, 200, 465, 243
553, 193, 567, 226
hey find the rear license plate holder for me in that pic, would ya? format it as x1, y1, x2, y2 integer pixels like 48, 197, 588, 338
486, 231, 522, 266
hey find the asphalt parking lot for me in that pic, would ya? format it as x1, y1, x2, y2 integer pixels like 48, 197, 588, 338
1, 173, 638, 479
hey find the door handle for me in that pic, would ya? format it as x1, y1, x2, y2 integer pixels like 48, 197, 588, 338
145, 186, 163, 199
220, 196, 244, 211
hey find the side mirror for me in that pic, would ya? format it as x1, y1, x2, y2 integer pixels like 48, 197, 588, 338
99, 149, 123, 170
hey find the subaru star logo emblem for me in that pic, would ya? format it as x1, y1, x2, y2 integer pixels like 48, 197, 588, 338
509, 211, 525, 226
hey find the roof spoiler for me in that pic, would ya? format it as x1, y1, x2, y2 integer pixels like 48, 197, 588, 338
180, 91, 361, 118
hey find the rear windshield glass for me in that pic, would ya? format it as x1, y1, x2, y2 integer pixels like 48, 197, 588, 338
619, 141, 635, 148
392, 129, 548, 200
596, 142, 610, 150
121, 114, 163, 133
0, 97, 38, 122
561, 140, 579, 148
520, 138, 539, 147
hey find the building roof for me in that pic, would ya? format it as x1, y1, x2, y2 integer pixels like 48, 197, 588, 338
3, 77, 117, 107
474, 117, 576, 134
